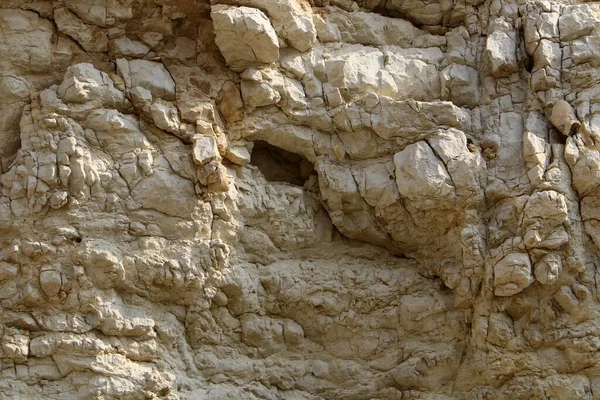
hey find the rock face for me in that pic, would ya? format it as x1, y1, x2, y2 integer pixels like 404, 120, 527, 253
211, 5, 280, 71
1, 0, 600, 399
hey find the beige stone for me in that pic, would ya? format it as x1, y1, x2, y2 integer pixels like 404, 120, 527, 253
219, 81, 245, 122
549, 100, 581, 136
487, 29, 518, 77
54, 8, 109, 52
494, 253, 534, 297
2, 2, 600, 399
116, 59, 176, 100
211, 5, 279, 71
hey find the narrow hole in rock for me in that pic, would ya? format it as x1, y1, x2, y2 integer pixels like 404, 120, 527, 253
1, 132, 22, 174
570, 122, 581, 136
550, 128, 567, 145
250, 140, 315, 186
523, 55, 534, 73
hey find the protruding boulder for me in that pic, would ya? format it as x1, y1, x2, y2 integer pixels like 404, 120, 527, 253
116, 59, 176, 100
213, 0, 316, 52
225, 145, 251, 165
211, 5, 279, 71
58, 63, 125, 106
39, 269, 62, 297
192, 135, 220, 165
494, 252, 534, 297
241, 75, 281, 107
150, 103, 180, 134
440, 64, 479, 108
549, 100, 581, 136
486, 30, 518, 77
559, 5, 596, 42
394, 141, 454, 203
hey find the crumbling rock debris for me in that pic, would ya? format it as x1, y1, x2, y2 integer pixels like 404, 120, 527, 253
1, 0, 600, 399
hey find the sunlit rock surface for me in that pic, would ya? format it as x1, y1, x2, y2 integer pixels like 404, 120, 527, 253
1, 0, 600, 399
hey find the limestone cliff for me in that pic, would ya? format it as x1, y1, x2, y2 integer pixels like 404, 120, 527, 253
0, 0, 599, 398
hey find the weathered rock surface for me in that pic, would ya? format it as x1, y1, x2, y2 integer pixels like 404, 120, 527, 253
1, 0, 600, 399
212, 5, 280, 71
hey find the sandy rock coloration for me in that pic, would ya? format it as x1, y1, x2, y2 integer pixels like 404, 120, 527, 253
1, 0, 600, 399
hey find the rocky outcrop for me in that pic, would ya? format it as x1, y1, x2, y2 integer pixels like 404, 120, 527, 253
1, 0, 600, 399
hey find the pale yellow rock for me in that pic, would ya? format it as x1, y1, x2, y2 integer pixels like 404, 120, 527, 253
549, 100, 581, 136
39, 270, 62, 297
534, 253, 562, 285
54, 8, 109, 52
150, 103, 180, 134
211, 5, 279, 71
394, 141, 454, 202
217, 0, 316, 52
192, 135, 220, 165
110, 37, 150, 58
331, 135, 345, 161
219, 81, 245, 122
116, 58, 176, 100
2, 2, 600, 399
494, 253, 534, 296
225, 145, 251, 165
487, 28, 518, 77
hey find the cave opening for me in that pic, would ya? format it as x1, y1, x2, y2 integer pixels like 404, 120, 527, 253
250, 140, 315, 186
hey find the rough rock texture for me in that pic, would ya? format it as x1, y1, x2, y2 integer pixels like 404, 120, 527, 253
2, 0, 600, 399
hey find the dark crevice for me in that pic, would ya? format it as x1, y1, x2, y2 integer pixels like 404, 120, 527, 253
250, 141, 315, 186
549, 128, 567, 145
523, 55, 534, 73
